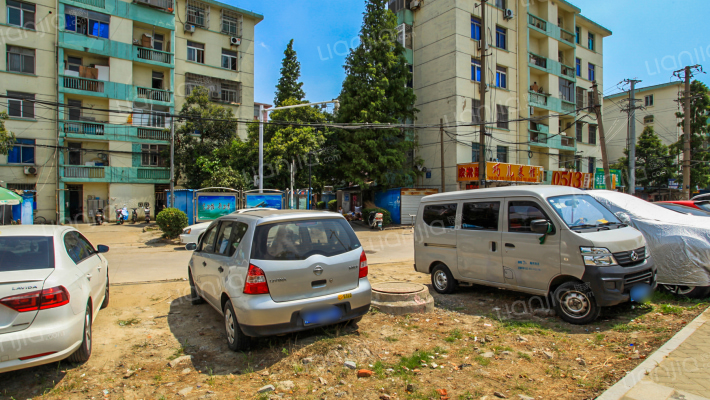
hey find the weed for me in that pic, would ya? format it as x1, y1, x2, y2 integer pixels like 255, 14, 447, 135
517, 351, 531, 361
612, 323, 641, 333
398, 350, 433, 370
292, 363, 304, 374
445, 328, 463, 342
385, 336, 399, 343
206, 367, 216, 386
153, 374, 162, 383
372, 360, 387, 378
117, 317, 141, 327
492, 345, 513, 354
500, 320, 550, 335
168, 340, 188, 360
369, 307, 380, 314
658, 303, 683, 316
432, 346, 448, 354
593, 333, 605, 344
281, 348, 289, 356
474, 356, 490, 367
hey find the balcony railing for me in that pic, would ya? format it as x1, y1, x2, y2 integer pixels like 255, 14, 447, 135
64, 166, 105, 179
71, 0, 105, 8
529, 91, 549, 107
560, 136, 576, 148
561, 64, 575, 78
136, 47, 173, 64
530, 121, 550, 134
561, 100, 576, 112
62, 76, 104, 93
136, 87, 172, 103
137, 128, 170, 141
64, 121, 105, 136
560, 28, 575, 44
528, 14, 547, 31
529, 52, 547, 69
138, 168, 170, 180
530, 131, 548, 144
134, 0, 173, 10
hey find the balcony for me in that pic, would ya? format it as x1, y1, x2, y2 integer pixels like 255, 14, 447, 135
62, 76, 104, 93
61, 166, 170, 182
560, 28, 575, 44
134, 0, 173, 11
529, 52, 548, 69
530, 131, 548, 144
138, 168, 170, 179
561, 64, 575, 79
136, 87, 172, 103
64, 166, 105, 179
529, 91, 549, 107
135, 47, 173, 64
63, 121, 105, 136
137, 127, 170, 141
560, 136, 576, 148
528, 13, 547, 32
561, 100, 576, 113
70, 0, 106, 8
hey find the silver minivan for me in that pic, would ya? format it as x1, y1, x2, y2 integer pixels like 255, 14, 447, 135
414, 186, 657, 324
186, 210, 371, 350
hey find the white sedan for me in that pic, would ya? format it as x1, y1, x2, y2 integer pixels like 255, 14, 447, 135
179, 221, 212, 246
0, 226, 109, 373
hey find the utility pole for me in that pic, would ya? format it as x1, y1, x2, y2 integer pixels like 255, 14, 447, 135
169, 116, 175, 207
673, 65, 702, 199
478, 0, 488, 189
592, 81, 612, 189
622, 79, 642, 195
440, 119, 445, 193
258, 104, 264, 193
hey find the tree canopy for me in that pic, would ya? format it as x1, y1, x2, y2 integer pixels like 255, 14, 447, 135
612, 126, 677, 189
0, 112, 15, 155
672, 80, 710, 191
274, 39, 306, 107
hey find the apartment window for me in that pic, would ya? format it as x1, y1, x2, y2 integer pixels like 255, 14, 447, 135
221, 82, 240, 103
6, 45, 34, 74
588, 157, 596, 174
495, 27, 506, 50
588, 63, 595, 81
576, 122, 583, 142
187, 41, 205, 63
576, 87, 585, 108
472, 143, 480, 163
7, 0, 35, 29
588, 124, 597, 144
7, 138, 35, 164
588, 91, 594, 108
221, 10, 241, 36
65, 6, 109, 39
186, 0, 208, 28
68, 99, 82, 120
645, 94, 654, 107
496, 105, 508, 129
471, 16, 481, 40
575, 57, 581, 77
152, 71, 164, 90
221, 49, 237, 71
496, 146, 508, 163
141, 144, 168, 167
588, 32, 595, 51
559, 78, 574, 102
66, 56, 82, 72
471, 58, 481, 82
153, 33, 164, 51
495, 0, 505, 9
7, 91, 34, 119
472, 99, 482, 124
574, 157, 582, 172
496, 66, 507, 89
575, 26, 580, 44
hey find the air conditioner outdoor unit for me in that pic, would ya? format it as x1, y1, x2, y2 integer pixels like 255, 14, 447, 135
24, 166, 38, 175
478, 42, 489, 51
504, 8, 514, 19
210, 91, 221, 100
184, 24, 195, 33
410, 0, 421, 10
230, 37, 241, 46
529, 106, 534, 115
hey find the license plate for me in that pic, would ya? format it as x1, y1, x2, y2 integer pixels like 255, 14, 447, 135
338, 293, 352, 300
302, 305, 343, 326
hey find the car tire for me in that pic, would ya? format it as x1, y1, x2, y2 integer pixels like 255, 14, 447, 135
431, 264, 457, 294
67, 303, 92, 363
661, 285, 710, 299
100, 276, 109, 309
552, 281, 601, 325
189, 270, 204, 305
223, 300, 250, 352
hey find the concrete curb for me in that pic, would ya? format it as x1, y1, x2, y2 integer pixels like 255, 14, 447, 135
597, 306, 710, 400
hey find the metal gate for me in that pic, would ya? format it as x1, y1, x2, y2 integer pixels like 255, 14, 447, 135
401, 188, 439, 225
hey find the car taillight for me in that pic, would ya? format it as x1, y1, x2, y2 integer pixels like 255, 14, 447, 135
0, 286, 70, 313
243, 264, 269, 295
359, 250, 368, 279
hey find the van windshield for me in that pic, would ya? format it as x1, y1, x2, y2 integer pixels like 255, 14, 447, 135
548, 194, 621, 229
251, 218, 361, 260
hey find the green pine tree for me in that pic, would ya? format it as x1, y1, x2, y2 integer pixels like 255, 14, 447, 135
334, 0, 419, 188
274, 39, 306, 107
613, 126, 677, 190
671, 80, 710, 192
0, 112, 15, 155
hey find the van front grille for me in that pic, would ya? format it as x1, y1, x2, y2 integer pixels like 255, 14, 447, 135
613, 246, 647, 267
624, 269, 654, 287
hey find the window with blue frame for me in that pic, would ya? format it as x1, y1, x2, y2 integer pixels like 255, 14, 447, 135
588, 63, 596, 81
588, 32, 595, 51
576, 57, 581, 76
64, 6, 109, 39
495, 27, 506, 49
472, 143, 480, 162
471, 58, 481, 82
575, 26, 580, 44
7, 139, 35, 164
471, 16, 481, 40
496, 66, 507, 89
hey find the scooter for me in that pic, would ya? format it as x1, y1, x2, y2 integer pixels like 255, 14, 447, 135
368, 212, 384, 231
116, 206, 128, 224
144, 203, 151, 223
95, 208, 104, 225
131, 208, 138, 224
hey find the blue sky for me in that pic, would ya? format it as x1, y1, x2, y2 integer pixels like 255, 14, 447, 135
230, 0, 710, 104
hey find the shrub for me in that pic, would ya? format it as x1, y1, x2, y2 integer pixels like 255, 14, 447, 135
328, 199, 338, 212
317, 201, 326, 210
156, 208, 188, 239
362, 207, 392, 226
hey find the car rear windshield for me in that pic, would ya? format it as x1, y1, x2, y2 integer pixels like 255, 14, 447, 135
0, 236, 55, 271
251, 218, 361, 260
697, 202, 710, 212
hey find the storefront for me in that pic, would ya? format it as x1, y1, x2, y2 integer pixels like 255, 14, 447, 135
456, 162, 544, 189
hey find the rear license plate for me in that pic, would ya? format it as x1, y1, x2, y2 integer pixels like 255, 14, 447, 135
302, 305, 343, 326
338, 293, 352, 300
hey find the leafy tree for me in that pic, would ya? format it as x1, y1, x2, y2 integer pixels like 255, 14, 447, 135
0, 112, 15, 155
156, 208, 188, 239
174, 87, 240, 189
274, 39, 306, 107
612, 126, 677, 189
671, 80, 710, 191
334, 0, 419, 188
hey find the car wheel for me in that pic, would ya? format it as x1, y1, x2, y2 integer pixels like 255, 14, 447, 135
100, 276, 109, 309
223, 300, 250, 352
189, 270, 204, 305
552, 282, 601, 325
431, 264, 457, 294
67, 303, 92, 363
661, 285, 710, 299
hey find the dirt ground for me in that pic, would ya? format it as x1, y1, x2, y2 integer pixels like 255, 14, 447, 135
0, 261, 707, 400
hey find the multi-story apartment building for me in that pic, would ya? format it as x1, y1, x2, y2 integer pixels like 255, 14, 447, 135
603, 82, 683, 166
389, 0, 611, 191
0, 0, 261, 223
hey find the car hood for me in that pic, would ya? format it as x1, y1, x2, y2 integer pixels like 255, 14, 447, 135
186, 222, 212, 232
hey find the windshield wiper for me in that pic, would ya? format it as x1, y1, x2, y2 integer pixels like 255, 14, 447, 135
327, 229, 348, 251
570, 224, 597, 229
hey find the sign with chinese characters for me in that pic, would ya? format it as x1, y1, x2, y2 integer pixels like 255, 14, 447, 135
457, 162, 544, 183
551, 171, 594, 189
594, 168, 621, 189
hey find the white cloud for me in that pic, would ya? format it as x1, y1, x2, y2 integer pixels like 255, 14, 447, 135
259, 42, 269, 50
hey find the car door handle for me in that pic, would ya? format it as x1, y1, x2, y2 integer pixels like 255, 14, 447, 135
491, 242, 497, 252
86, 274, 92, 280
505, 243, 515, 248
218, 266, 224, 273
97, 266, 102, 272
202, 261, 207, 267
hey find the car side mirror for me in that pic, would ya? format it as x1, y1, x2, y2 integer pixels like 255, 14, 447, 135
186, 243, 198, 251
615, 212, 631, 224
97, 245, 109, 253
530, 219, 551, 234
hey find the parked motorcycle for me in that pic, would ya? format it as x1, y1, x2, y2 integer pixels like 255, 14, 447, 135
368, 212, 384, 231
116, 206, 128, 224
95, 208, 104, 225
131, 208, 138, 224
144, 203, 151, 223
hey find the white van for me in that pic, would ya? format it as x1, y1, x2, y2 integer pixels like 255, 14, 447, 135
413, 186, 657, 324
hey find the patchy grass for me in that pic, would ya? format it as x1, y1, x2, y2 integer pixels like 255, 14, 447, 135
444, 328, 463, 342
658, 303, 684, 316
117, 317, 141, 327
384, 336, 399, 343
500, 320, 551, 335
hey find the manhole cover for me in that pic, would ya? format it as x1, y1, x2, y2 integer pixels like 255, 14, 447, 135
372, 282, 424, 294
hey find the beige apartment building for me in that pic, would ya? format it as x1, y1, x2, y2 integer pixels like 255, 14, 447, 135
389, 0, 611, 190
0, 0, 261, 223
603, 82, 683, 165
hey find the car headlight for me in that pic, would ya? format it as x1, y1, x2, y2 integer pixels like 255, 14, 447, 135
580, 247, 618, 266
183, 228, 191, 234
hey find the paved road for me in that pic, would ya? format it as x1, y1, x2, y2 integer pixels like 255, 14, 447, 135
75, 222, 414, 284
